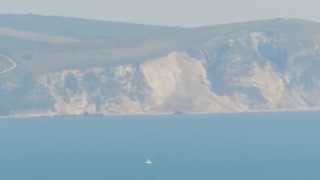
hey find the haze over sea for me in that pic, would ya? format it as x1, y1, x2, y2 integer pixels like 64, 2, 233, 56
1, 112, 320, 180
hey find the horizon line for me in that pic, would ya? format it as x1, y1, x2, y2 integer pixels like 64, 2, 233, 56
0, 13, 319, 28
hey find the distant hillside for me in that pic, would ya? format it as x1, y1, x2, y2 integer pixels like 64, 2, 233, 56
0, 14, 183, 40
1, 15, 320, 116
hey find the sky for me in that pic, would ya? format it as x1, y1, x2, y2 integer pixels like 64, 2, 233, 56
1, 0, 320, 27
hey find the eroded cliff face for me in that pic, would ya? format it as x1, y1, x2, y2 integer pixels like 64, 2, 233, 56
35, 40, 320, 116
38, 65, 147, 115
196, 30, 320, 112
37, 52, 246, 115
141, 53, 246, 113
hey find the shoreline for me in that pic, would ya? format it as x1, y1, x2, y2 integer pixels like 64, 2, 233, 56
1, 108, 320, 119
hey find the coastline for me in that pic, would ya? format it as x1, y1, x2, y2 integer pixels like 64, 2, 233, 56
1, 108, 320, 119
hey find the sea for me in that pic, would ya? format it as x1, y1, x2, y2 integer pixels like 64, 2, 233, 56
0, 112, 320, 180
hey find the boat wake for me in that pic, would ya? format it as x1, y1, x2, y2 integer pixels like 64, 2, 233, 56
0, 54, 17, 75
144, 159, 153, 166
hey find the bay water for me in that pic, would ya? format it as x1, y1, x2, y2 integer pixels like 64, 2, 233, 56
0, 112, 320, 180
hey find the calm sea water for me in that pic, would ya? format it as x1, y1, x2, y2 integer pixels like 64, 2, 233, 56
1, 112, 320, 180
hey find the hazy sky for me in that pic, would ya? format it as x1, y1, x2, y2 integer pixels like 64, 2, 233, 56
1, 0, 320, 27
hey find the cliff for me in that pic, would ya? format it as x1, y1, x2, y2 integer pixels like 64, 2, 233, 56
1, 16, 320, 116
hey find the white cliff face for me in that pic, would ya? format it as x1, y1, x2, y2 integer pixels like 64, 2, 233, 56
39, 70, 96, 115
141, 53, 182, 107
35, 46, 320, 115
39, 53, 233, 115
37, 52, 248, 115
141, 52, 245, 113
11, 30, 320, 116
4, 44, 320, 116
249, 63, 285, 108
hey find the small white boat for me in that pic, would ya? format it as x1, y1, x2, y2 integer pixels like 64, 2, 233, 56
144, 159, 153, 165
